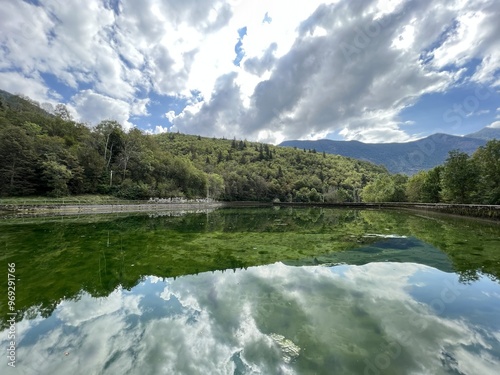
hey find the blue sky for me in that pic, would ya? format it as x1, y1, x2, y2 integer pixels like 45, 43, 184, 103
1, 0, 499, 143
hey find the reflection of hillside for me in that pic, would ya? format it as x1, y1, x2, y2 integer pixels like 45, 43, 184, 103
402, 213, 500, 283
285, 237, 455, 274
0, 208, 370, 327
1, 207, 499, 329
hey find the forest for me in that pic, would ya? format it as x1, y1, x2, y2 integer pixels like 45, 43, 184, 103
0, 91, 387, 202
361, 140, 500, 205
1, 91, 498, 204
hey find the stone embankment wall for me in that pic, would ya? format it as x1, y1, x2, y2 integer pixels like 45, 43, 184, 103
272, 202, 500, 220
0, 202, 225, 217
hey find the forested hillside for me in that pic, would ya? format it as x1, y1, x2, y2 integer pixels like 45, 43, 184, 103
0, 91, 388, 202
280, 134, 487, 175
402, 142, 500, 205
361, 140, 500, 205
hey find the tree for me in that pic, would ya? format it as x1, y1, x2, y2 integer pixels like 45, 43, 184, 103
78, 145, 106, 193
441, 150, 477, 203
118, 128, 143, 180
41, 158, 72, 197
472, 140, 500, 204
54, 104, 72, 121
421, 166, 442, 203
207, 173, 224, 200
406, 171, 427, 202
361, 174, 407, 202
391, 174, 408, 202
0, 125, 37, 195
95, 120, 124, 171
0, 91, 393, 200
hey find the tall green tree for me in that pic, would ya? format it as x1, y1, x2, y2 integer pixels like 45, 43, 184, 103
406, 171, 427, 202
441, 150, 477, 203
361, 174, 407, 202
472, 140, 500, 204
421, 166, 442, 203
0, 125, 37, 195
95, 120, 124, 172
41, 157, 72, 197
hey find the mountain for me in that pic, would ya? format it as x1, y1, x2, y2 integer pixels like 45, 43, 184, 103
280, 133, 487, 175
466, 126, 500, 141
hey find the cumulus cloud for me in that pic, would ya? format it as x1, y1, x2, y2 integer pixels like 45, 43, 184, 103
154, 125, 169, 134
70, 90, 148, 130
1, 0, 499, 140
0, 71, 59, 103
243, 42, 278, 76
169, 0, 500, 143
487, 121, 500, 129
0, 0, 234, 129
173, 72, 245, 138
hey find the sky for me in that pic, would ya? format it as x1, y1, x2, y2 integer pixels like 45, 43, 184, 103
1, 0, 500, 144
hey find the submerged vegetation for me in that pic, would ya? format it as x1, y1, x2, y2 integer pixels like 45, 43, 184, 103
1, 207, 499, 329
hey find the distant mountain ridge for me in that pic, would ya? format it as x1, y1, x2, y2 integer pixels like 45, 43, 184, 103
465, 126, 500, 141
279, 129, 499, 175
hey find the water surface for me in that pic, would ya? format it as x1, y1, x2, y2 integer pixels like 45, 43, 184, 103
1, 208, 499, 374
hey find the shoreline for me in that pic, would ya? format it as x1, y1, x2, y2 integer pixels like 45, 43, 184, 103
1, 201, 499, 221
272, 202, 500, 221
0, 202, 228, 218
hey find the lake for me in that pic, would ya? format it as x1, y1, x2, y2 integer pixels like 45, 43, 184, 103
1, 207, 500, 374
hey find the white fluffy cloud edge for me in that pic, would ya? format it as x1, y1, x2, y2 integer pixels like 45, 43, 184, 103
1, 0, 499, 143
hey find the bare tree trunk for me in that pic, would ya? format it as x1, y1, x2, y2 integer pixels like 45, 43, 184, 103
104, 133, 110, 168
107, 144, 114, 170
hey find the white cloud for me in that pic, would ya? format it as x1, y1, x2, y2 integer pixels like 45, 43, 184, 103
0, 0, 234, 127
70, 90, 148, 131
58, 289, 142, 326
0, 71, 59, 103
487, 121, 500, 129
165, 110, 176, 122
154, 125, 169, 134
172, 0, 470, 142
1, 0, 499, 140
466, 109, 490, 117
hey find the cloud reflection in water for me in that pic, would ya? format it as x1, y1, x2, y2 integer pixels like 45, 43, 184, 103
2, 262, 500, 375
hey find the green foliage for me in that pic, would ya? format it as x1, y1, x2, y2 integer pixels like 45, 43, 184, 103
472, 140, 500, 204
361, 174, 408, 202
403, 142, 500, 205
3, 91, 499, 204
150, 132, 387, 202
406, 171, 427, 202
0, 91, 388, 201
41, 158, 72, 197
440, 150, 478, 204
421, 166, 442, 203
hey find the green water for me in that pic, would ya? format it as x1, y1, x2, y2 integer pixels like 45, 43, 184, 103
1, 207, 500, 374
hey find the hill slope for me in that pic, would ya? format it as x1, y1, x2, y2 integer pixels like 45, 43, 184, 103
280, 134, 487, 175
0, 90, 388, 202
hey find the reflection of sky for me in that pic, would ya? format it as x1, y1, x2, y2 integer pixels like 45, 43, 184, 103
2, 263, 500, 375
